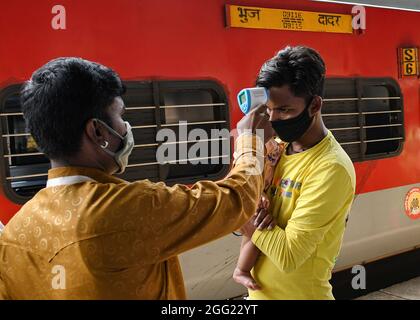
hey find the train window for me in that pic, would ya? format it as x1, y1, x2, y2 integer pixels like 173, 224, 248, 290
322, 78, 404, 162
122, 80, 230, 185
0, 80, 230, 204
0, 85, 50, 202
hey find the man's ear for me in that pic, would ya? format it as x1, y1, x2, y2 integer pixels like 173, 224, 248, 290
309, 96, 323, 116
85, 119, 105, 145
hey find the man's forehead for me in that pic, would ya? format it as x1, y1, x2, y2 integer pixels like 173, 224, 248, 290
267, 86, 305, 107
268, 86, 294, 101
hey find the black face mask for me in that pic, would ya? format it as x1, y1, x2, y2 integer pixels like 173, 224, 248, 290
270, 98, 314, 143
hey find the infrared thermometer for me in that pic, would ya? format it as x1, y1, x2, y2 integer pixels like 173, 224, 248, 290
237, 87, 269, 114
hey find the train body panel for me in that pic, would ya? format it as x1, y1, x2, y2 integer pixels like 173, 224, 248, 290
179, 183, 420, 299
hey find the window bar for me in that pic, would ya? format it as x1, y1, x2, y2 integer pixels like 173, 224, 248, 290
134, 143, 159, 148
362, 110, 402, 115
360, 97, 401, 101
398, 94, 405, 142
0, 112, 24, 117
1, 111, 12, 180
365, 137, 404, 143
329, 126, 360, 132
356, 79, 366, 161
2, 121, 229, 137
125, 106, 156, 111
6, 172, 48, 181
3, 138, 231, 158
161, 120, 227, 127
163, 155, 230, 165
323, 98, 359, 102
0, 104, 227, 116
160, 103, 226, 109
340, 137, 404, 146
4, 152, 44, 158
153, 82, 165, 181
5, 154, 231, 180
126, 155, 230, 168
322, 110, 402, 117
329, 124, 403, 132
2, 133, 31, 138
162, 137, 229, 146
363, 123, 403, 129
322, 112, 360, 117
131, 124, 158, 129
323, 97, 401, 103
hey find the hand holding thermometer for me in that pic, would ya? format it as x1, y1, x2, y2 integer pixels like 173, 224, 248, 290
237, 87, 269, 114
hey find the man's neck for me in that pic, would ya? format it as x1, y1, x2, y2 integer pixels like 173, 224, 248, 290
287, 118, 328, 155
50, 156, 106, 171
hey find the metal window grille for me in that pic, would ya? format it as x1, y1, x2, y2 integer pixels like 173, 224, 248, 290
323, 78, 404, 161
0, 80, 230, 203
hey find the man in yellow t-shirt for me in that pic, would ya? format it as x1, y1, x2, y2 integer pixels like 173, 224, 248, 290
240, 46, 356, 300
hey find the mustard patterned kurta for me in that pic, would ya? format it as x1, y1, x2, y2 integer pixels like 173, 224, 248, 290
0, 135, 263, 299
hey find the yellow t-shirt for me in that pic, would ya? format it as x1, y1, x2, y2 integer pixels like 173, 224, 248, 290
249, 131, 356, 300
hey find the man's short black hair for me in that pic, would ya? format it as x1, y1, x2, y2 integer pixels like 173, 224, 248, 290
21, 57, 125, 159
256, 46, 326, 102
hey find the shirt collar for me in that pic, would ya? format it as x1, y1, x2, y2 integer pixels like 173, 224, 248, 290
47, 166, 126, 185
